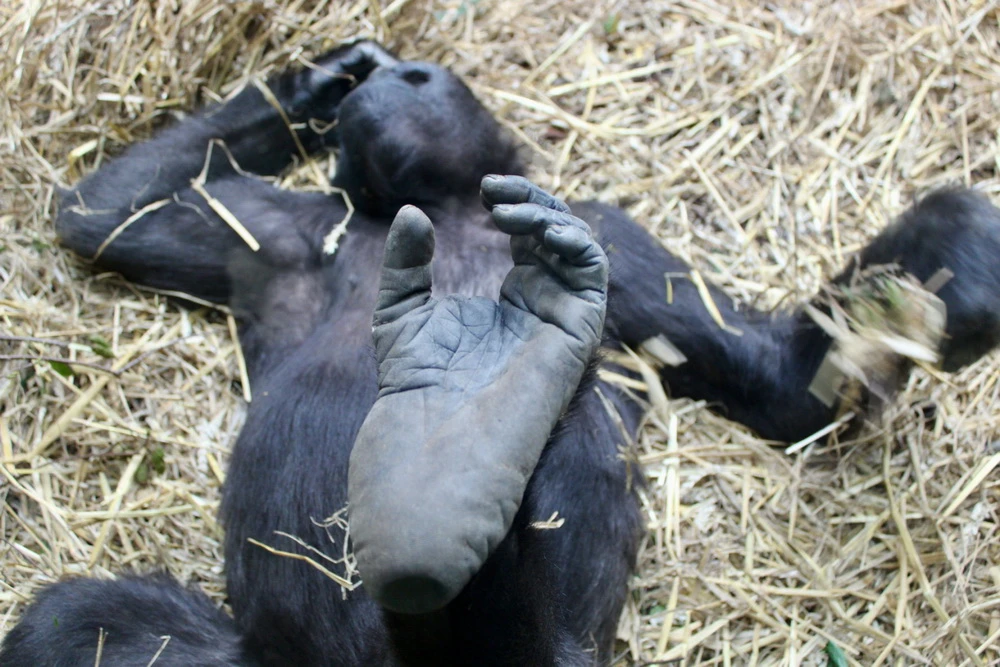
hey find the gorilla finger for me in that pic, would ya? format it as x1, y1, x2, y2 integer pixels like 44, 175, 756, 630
542, 225, 595, 264
341, 44, 399, 84
538, 227, 609, 294
480, 175, 571, 213
383, 205, 435, 269
312, 40, 398, 86
374, 206, 435, 326
491, 202, 591, 238
354, 41, 400, 70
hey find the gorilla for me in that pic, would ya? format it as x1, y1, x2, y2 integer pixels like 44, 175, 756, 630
3, 40, 1000, 666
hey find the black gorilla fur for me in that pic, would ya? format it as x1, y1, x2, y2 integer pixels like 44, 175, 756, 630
4, 41, 1000, 666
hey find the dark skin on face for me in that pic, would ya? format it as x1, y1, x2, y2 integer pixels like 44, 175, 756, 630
5, 40, 1000, 667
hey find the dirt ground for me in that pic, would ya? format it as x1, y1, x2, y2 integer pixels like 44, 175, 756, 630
2, 1, 1000, 664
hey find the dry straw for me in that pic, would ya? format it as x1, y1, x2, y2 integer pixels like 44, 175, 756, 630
3, 0, 1000, 664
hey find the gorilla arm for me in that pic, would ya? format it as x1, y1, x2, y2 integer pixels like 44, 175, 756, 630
57, 42, 397, 302
348, 176, 608, 614
583, 188, 1000, 443
579, 201, 835, 443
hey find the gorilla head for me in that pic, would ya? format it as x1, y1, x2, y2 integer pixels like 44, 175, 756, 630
333, 61, 524, 217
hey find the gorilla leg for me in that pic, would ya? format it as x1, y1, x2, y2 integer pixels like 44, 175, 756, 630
384, 530, 588, 666
0, 574, 252, 667
220, 344, 391, 666
346, 177, 641, 664
577, 199, 831, 441
382, 379, 643, 666
518, 382, 645, 656
349, 178, 610, 614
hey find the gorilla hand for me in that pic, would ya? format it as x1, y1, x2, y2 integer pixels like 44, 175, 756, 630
348, 176, 608, 615
848, 189, 1000, 372
288, 40, 399, 123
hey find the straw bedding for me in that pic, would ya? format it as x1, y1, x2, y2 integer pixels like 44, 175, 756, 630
2, 1, 999, 664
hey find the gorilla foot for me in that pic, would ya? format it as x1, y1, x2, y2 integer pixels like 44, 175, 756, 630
348, 176, 608, 614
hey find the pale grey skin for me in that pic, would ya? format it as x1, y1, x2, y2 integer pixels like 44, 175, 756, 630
348, 175, 609, 614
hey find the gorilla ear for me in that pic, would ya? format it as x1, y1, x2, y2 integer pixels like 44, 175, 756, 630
373, 206, 436, 327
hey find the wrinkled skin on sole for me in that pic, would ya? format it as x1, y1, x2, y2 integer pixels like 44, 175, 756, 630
348, 175, 608, 614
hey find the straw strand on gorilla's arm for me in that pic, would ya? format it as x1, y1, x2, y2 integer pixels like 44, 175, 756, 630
56, 42, 397, 303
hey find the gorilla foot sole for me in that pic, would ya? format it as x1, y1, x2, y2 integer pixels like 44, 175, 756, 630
348, 175, 609, 614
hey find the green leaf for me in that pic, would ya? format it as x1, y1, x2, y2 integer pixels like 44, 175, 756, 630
48, 361, 74, 377
19, 366, 36, 389
150, 447, 166, 475
88, 335, 115, 358
603, 13, 620, 35
135, 464, 149, 485
824, 640, 848, 667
